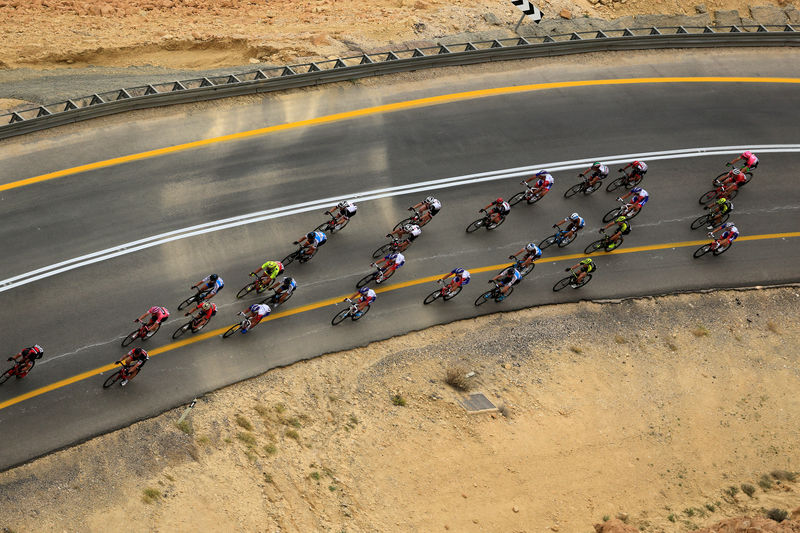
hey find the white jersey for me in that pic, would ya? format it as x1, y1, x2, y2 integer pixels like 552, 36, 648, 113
595, 165, 609, 177
633, 161, 648, 172
428, 199, 442, 211
391, 252, 405, 266
252, 304, 271, 317
361, 288, 377, 300
344, 203, 357, 216
407, 225, 422, 237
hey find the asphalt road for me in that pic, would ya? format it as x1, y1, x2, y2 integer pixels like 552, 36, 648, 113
0, 51, 799, 471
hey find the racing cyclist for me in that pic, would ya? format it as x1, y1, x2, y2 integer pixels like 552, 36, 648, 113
185, 301, 217, 328
600, 215, 631, 251
295, 230, 327, 258
509, 242, 542, 263
617, 160, 648, 185
250, 260, 284, 291
327, 200, 358, 227
522, 170, 554, 199
728, 150, 759, 171
708, 222, 739, 250
240, 303, 271, 333
716, 168, 749, 189
490, 266, 522, 298
410, 196, 442, 225
481, 198, 511, 225
387, 223, 421, 246
272, 276, 297, 304
438, 267, 471, 294
372, 252, 405, 283
616, 186, 649, 215
136, 306, 170, 334
553, 212, 586, 241
578, 162, 609, 190
7, 344, 44, 378
348, 286, 377, 317
566, 258, 596, 287
191, 273, 224, 300
116, 347, 149, 386
704, 197, 733, 229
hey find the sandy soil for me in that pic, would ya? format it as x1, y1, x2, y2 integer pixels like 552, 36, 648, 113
0, 0, 791, 72
1, 287, 799, 532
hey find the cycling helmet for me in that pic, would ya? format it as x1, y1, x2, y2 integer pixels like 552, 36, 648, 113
403, 224, 415, 232
425, 196, 435, 203
337, 200, 349, 208
633, 160, 640, 166
742, 150, 753, 158
281, 276, 293, 286
716, 197, 728, 205
631, 187, 642, 193
359, 286, 370, 295
209, 274, 218, 281
732, 168, 741, 175
133, 347, 146, 356
536, 170, 547, 176
592, 162, 601, 168
722, 222, 734, 229
250, 304, 260, 312
495, 198, 504, 204
453, 267, 465, 275
570, 212, 580, 220
201, 302, 212, 311
307, 232, 316, 241
525, 243, 539, 252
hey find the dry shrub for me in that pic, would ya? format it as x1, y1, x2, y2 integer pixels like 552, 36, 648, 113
444, 365, 471, 391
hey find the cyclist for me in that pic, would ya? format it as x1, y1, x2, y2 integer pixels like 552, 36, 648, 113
708, 222, 739, 250
372, 252, 405, 283
553, 212, 586, 241
295, 230, 327, 258
481, 198, 511, 225
617, 160, 648, 184
328, 200, 358, 227
136, 306, 170, 334
522, 170, 554, 199
410, 196, 442, 225
565, 258, 596, 287
239, 303, 271, 333
490, 266, 522, 298
250, 260, 284, 290
191, 274, 224, 300
7, 344, 44, 379
728, 150, 759, 171
115, 347, 149, 386
347, 286, 377, 317
509, 242, 542, 263
600, 215, 631, 251
704, 197, 733, 229
185, 301, 217, 327
616, 186, 649, 215
387, 223, 421, 245
272, 276, 297, 304
578, 162, 609, 190
716, 168, 749, 189
438, 267, 471, 293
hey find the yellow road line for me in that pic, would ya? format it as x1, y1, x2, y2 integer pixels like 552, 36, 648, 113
4, 76, 800, 193
1, 230, 798, 412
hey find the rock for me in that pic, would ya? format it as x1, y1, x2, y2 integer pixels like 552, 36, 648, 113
249, 57, 260, 63
633, 13, 711, 27
786, 6, 800, 24
191, 30, 202, 40
749, 5, 787, 25
551, 527, 559, 532
695, 3, 707, 14
559, 9, 572, 19
482, 12, 500, 25
513, 506, 520, 512
714, 9, 741, 26
791, 506, 800, 520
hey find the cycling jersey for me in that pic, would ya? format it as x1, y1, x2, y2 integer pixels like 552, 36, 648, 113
308, 231, 327, 246
592, 165, 609, 178
280, 278, 297, 294
579, 259, 596, 272
201, 276, 224, 295
386, 252, 405, 268
340, 201, 358, 217
251, 304, 271, 317
405, 225, 422, 238
125, 348, 149, 365
427, 198, 442, 214
147, 306, 170, 323
568, 217, 585, 230
633, 161, 648, 173
525, 243, 542, 259
536, 174, 554, 189
716, 199, 732, 214
743, 153, 758, 168
502, 268, 522, 285
261, 261, 284, 279
614, 216, 631, 234
19, 345, 43, 361
452, 269, 471, 285
631, 189, 649, 205
493, 202, 511, 214
721, 226, 739, 241
359, 288, 377, 303
196, 302, 217, 320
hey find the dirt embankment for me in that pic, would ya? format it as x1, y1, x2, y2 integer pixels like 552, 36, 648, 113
1, 287, 799, 532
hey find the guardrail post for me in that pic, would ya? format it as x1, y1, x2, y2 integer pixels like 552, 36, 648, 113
516, 37, 529, 45
437, 45, 451, 54
596, 30, 608, 38
784, 24, 795, 31
622, 28, 634, 36
144, 85, 158, 95
543, 35, 555, 42
281, 66, 296, 76
226, 75, 240, 84
464, 42, 477, 51
200, 77, 213, 87
756, 24, 768, 32
89, 94, 104, 105
334, 58, 347, 68
307, 63, 321, 72
412, 48, 426, 57
254, 70, 267, 80
730, 25, 741, 32
650, 27, 661, 35
36, 107, 51, 117
360, 54, 374, 63
172, 81, 186, 91
64, 100, 78, 110
570, 32, 582, 40
9, 112, 23, 123
386, 51, 400, 60
116, 89, 131, 100
676, 26, 688, 34
490, 39, 503, 48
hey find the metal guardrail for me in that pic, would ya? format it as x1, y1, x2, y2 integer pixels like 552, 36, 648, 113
1, 24, 798, 140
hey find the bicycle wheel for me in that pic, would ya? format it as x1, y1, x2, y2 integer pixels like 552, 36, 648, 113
356, 271, 379, 289
605, 176, 627, 192
177, 294, 197, 311
314, 220, 333, 233
495, 286, 513, 302
564, 183, 584, 198
172, 322, 192, 339
281, 250, 300, 267
553, 276, 573, 292
423, 289, 442, 305
713, 171, 728, 187
716, 212, 730, 227
377, 267, 396, 283
539, 234, 558, 250
191, 319, 208, 333
693, 243, 713, 258
475, 289, 495, 306
331, 308, 351, 326
371, 242, 395, 259
690, 214, 712, 230
274, 291, 293, 305
606, 236, 623, 252
742, 172, 753, 186
713, 241, 731, 255
557, 231, 576, 248
508, 191, 527, 206
298, 247, 318, 264
331, 217, 349, 233
602, 207, 622, 223
223, 323, 242, 338
574, 273, 592, 288
584, 182, 601, 195
103, 369, 123, 389
486, 215, 506, 230
393, 216, 416, 231
518, 262, 535, 277
121, 328, 139, 347
699, 190, 718, 204
584, 239, 606, 254
526, 192, 543, 205
351, 304, 370, 321
726, 189, 738, 200
465, 218, 485, 233
144, 322, 160, 339
236, 281, 257, 299
0, 366, 15, 385
443, 285, 462, 300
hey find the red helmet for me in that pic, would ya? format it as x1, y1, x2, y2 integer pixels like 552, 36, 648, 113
495, 198, 504, 204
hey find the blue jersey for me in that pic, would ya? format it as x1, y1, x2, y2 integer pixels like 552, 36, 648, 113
310, 231, 327, 245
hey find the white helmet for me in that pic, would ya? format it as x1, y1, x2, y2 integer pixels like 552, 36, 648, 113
570, 213, 580, 220
525, 243, 539, 253
425, 196, 435, 203
403, 224, 415, 232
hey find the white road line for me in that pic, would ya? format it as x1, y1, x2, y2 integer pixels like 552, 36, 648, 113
2, 144, 799, 293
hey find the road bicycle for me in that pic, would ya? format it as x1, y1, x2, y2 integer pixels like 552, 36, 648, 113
699, 184, 738, 205
393, 208, 431, 231
356, 263, 396, 288
693, 235, 732, 258
465, 210, 506, 232
371, 237, 410, 259
177, 288, 211, 311
102, 362, 143, 389
690, 210, 730, 230
508, 181, 545, 206
602, 201, 640, 223
713, 169, 752, 188
474, 280, 513, 306
314, 210, 350, 233
423, 279, 465, 304
172, 315, 210, 339
497, 257, 535, 278
262, 286, 294, 307
564, 177, 601, 198
282, 241, 323, 266
331, 298, 370, 325
223, 315, 253, 338
236, 274, 272, 299
584, 232, 623, 254
605, 168, 644, 192
0, 359, 35, 385
121, 320, 160, 347
553, 268, 593, 291
539, 225, 577, 250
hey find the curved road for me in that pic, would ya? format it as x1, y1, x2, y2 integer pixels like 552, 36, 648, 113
0, 50, 799, 470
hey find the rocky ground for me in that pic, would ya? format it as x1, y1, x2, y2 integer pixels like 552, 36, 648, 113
1, 287, 799, 532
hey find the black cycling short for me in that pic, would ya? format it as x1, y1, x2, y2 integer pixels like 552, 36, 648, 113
429, 207, 440, 216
